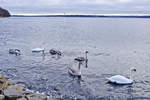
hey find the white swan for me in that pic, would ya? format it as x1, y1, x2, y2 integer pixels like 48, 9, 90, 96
32, 48, 44, 53
68, 51, 89, 79
106, 67, 136, 85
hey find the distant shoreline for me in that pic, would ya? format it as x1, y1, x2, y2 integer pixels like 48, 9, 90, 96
11, 14, 150, 18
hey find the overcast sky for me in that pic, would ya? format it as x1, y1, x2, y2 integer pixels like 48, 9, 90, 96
0, 0, 150, 13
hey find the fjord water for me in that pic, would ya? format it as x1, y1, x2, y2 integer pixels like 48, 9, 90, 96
1, 17, 150, 100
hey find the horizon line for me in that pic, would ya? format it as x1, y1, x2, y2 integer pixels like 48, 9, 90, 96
11, 13, 150, 18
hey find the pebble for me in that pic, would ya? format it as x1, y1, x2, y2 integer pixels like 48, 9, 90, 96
0, 94, 5, 100
4, 85, 25, 100
26, 93, 47, 100
16, 97, 27, 100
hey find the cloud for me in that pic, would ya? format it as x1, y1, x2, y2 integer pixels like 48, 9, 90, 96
1, 0, 150, 13
117, 0, 133, 3
0, 0, 133, 6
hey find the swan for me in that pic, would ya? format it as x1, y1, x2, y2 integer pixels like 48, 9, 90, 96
106, 67, 136, 85
32, 48, 44, 53
9, 49, 21, 55
68, 51, 89, 79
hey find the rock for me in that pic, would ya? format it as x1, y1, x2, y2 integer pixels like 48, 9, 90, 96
4, 85, 25, 100
48, 98, 63, 100
0, 7, 10, 17
0, 75, 6, 80
0, 77, 12, 94
8, 85, 25, 91
0, 74, 63, 100
16, 97, 27, 100
2, 81, 12, 91
54, 87, 60, 91
26, 93, 47, 100
0, 95, 5, 100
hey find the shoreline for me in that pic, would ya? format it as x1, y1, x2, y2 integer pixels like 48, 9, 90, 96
0, 74, 61, 100
11, 13, 150, 18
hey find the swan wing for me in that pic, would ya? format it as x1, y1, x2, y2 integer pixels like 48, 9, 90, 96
107, 75, 133, 84
68, 67, 81, 76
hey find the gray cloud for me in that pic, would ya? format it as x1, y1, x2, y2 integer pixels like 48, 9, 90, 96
0, 0, 135, 6
0, 0, 150, 13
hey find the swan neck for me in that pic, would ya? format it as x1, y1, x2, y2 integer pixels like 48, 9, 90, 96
78, 62, 81, 74
42, 50, 45, 54
85, 52, 87, 60
85, 52, 88, 63
130, 69, 133, 80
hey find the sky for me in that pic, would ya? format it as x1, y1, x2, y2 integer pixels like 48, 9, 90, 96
0, 0, 150, 14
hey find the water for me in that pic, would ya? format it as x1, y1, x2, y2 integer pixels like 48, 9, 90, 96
1, 17, 150, 100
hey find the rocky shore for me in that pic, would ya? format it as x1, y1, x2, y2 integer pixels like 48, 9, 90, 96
0, 7, 11, 17
0, 75, 61, 100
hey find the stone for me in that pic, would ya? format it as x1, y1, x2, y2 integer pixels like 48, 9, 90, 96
4, 85, 25, 100
0, 7, 10, 17
0, 95, 5, 100
0, 75, 6, 80
48, 98, 63, 100
26, 93, 47, 100
8, 85, 25, 91
23, 90, 33, 95
54, 87, 60, 91
2, 81, 12, 91
16, 97, 27, 100
0, 78, 12, 94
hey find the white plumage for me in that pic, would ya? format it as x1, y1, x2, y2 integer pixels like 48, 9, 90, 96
32, 48, 44, 52
106, 75, 133, 85
68, 67, 81, 77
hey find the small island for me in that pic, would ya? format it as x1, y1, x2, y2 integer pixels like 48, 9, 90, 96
0, 7, 11, 17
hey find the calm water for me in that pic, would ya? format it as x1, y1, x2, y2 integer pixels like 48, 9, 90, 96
1, 17, 150, 100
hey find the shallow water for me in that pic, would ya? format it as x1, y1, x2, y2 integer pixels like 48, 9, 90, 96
1, 17, 150, 99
